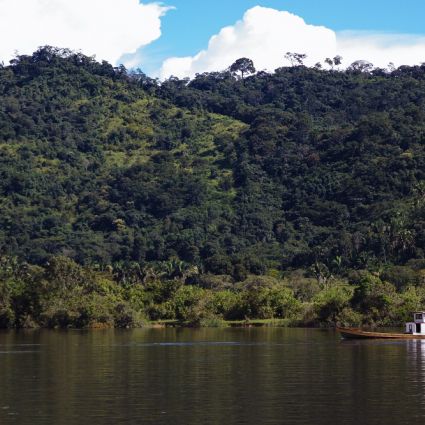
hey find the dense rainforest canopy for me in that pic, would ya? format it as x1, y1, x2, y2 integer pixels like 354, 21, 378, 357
0, 47, 424, 328
1, 46, 424, 271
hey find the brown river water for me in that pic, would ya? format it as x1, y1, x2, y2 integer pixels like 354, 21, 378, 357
1, 328, 424, 425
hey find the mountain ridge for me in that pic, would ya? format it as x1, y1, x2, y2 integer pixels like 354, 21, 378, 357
0, 46, 424, 275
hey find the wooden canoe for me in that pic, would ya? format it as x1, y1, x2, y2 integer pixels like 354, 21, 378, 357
337, 327, 425, 340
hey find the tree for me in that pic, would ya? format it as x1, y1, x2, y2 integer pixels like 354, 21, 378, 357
333, 55, 343, 67
314, 284, 353, 325
324, 56, 342, 70
285, 52, 307, 67
348, 60, 373, 73
387, 62, 396, 73
324, 57, 334, 69
229, 58, 256, 79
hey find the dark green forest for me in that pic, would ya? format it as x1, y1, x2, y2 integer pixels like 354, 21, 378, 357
0, 47, 424, 328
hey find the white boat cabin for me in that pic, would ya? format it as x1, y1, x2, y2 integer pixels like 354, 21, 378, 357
406, 312, 425, 335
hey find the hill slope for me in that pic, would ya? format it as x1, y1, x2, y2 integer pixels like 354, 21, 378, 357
0, 47, 424, 277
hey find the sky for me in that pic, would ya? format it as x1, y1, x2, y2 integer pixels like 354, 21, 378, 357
141, 0, 425, 74
1, 0, 425, 78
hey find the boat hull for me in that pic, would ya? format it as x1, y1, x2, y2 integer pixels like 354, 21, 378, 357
337, 327, 425, 340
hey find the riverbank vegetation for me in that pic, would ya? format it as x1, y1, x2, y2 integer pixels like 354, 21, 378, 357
0, 47, 424, 328
1, 255, 424, 328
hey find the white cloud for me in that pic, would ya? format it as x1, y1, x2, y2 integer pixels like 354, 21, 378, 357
160, 6, 336, 79
160, 6, 425, 79
337, 31, 425, 68
0, 0, 170, 65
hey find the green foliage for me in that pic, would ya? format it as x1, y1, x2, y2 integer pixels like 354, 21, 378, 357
0, 47, 425, 328
313, 283, 354, 325
351, 272, 400, 325
208, 290, 242, 319
237, 276, 301, 320
0, 47, 423, 274
381, 266, 424, 290
171, 285, 214, 325
0, 254, 424, 328
229, 58, 256, 79
394, 286, 424, 323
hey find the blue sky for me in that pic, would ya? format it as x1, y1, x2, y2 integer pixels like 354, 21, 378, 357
1, 0, 425, 78
138, 0, 425, 74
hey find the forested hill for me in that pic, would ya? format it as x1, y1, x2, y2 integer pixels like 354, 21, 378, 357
0, 47, 424, 277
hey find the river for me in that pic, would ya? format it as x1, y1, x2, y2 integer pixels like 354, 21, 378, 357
1, 328, 424, 424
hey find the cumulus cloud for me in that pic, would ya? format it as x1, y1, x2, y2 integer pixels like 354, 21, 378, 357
160, 6, 336, 79
0, 0, 170, 65
337, 31, 425, 68
160, 6, 425, 79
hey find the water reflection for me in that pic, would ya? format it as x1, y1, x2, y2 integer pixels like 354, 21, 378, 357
407, 340, 425, 401
1, 329, 425, 425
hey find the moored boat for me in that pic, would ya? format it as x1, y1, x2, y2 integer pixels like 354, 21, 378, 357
337, 312, 425, 340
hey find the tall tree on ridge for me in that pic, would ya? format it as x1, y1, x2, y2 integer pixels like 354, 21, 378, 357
229, 58, 256, 80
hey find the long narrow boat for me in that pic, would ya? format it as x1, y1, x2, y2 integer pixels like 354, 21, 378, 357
336, 327, 425, 340
337, 311, 425, 340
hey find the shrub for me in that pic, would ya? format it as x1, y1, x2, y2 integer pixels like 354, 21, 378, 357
313, 284, 354, 325
351, 273, 399, 325
240, 285, 301, 320
208, 290, 242, 319
172, 286, 212, 325
0, 306, 15, 328
114, 303, 146, 328
381, 266, 422, 290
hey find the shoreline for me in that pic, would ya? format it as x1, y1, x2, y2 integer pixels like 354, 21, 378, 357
0, 319, 403, 331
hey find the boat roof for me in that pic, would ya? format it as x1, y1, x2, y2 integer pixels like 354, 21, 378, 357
414, 311, 425, 314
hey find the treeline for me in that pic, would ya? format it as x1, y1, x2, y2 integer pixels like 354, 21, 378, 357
0, 47, 424, 326
0, 255, 424, 329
